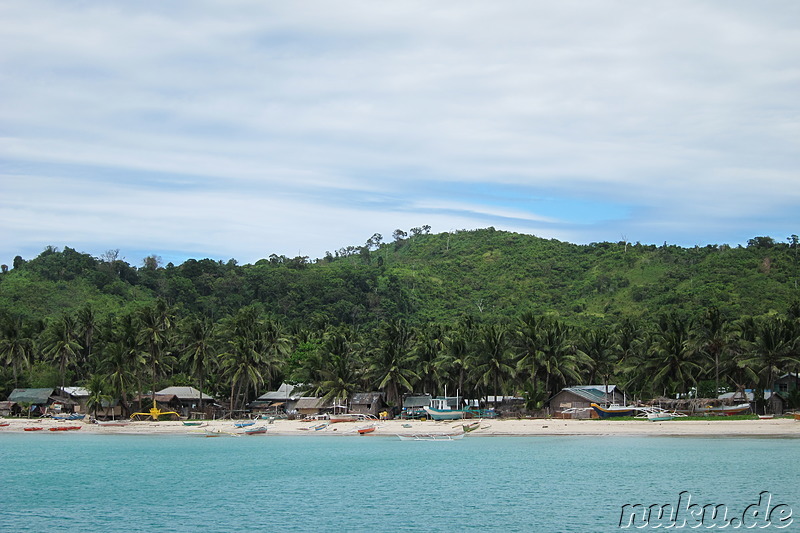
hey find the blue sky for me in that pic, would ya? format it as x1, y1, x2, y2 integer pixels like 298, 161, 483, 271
1, 1, 798, 266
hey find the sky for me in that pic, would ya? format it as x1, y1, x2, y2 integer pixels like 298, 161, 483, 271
1, 1, 799, 266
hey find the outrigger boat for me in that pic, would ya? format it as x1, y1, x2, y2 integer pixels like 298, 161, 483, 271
397, 433, 464, 441
244, 426, 268, 435
462, 421, 481, 432
52, 413, 85, 421
233, 421, 255, 428
130, 400, 181, 421
423, 397, 471, 421
95, 419, 131, 427
49, 426, 81, 431
24, 426, 43, 431
357, 425, 376, 435
590, 403, 639, 418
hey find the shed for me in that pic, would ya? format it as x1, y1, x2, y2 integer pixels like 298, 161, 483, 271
349, 392, 385, 417
156, 386, 214, 416
401, 394, 432, 419
0, 401, 20, 416
547, 385, 625, 415
8, 388, 56, 416
294, 397, 326, 417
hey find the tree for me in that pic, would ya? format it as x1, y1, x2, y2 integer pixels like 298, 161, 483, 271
85, 374, 112, 419
369, 319, 417, 407
181, 317, 216, 414
646, 315, 701, 397
0, 317, 33, 388
137, 299, 174, 405
472, 324, 515, 407
42, 314, 82, 391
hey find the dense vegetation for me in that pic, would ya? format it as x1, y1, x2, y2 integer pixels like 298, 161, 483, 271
1, 228, 799, 414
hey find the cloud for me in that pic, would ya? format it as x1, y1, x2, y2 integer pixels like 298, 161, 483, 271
1, 1, 798, 264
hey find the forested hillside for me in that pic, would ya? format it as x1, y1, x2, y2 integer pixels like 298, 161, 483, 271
1, 228, 799, 413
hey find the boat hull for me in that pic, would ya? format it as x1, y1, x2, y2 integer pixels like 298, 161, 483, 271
590, 403, 638, 418
422, 407, 470, 420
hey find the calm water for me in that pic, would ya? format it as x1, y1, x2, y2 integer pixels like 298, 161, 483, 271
0, 434, 797, 532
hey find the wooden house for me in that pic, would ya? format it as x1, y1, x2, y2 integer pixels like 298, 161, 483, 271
547, 385, 625, 416
0, 401, 21, 417
7, 388, 56, 416
349, 392, 385, 417
156, 387, 215, 417
294, 397, 326, 417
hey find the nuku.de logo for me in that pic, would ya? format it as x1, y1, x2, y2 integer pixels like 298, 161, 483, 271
618, 491, 793, 529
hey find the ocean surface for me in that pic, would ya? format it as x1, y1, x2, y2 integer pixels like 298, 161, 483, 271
0, 433, 797, 532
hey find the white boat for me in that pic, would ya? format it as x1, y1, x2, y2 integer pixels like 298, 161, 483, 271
647, 412, 674, 422
94, 419, 131, 427
397, 433, 465, 441
422, 397, 470, 420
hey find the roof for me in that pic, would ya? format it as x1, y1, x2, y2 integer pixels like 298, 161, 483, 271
257, 383, 301, 401
554, 386, 620, 403
156, 386, 214, 401
0, 401, 18, 409
350, 392, 384, 404
60, 386, 89, 398
403, 394, 432, 408
8, 388, 54, 404
294, 397, 325, 410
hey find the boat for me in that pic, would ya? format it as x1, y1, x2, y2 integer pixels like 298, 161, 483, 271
0, 422, 10, 427
397, 433, 465, 441
49, 426, 82, 431
462, 421, 481, 432
647, 412, 674, 422
203, 428, 239, 437
758, 414, 775, 420
244, 426, 268, 435
590, 403, 639, 418
182, 421, 204, 426
694, 403, 751, 416
233, 421, 255, 428
357, 425, 376, 435
24, 427, 43, 431
312, 423, 329, 431
52, 413, 85, 421
328, 413, 362, 423
422, 398, 471, 421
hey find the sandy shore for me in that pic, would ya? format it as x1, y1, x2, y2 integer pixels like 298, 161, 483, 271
3, 416, 800, 437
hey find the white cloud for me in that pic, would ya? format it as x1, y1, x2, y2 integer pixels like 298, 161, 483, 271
1, 1, 798, 264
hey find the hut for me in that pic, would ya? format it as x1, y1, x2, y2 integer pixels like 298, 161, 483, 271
7, 388, 56, 416
547, 385, 626, 417
401, 394, 432, 419
294, 397, 326, 418
349, 392, 385, 417
0, 401, 21, 417
251, 383, 303, 416
156, 387, 215, 418
58, 386, 90, 413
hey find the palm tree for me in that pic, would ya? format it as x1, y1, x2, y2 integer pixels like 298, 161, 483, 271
99, 340, 140, 417
85, 374, 112, 419
535, 318, 586, 397
472, 324, 515, 407
42, 314, 82, 391
738, 318, 800, 410
412, 325, 445, 395
368, 320, 418, 407
317, 329, 364, 406
646, 314, 701, 397
137, 299, 174, 406
514, 312, 544, 394
580, 328, 618, 402
0, 316, 33, 388
695, 306, 732, 396
76, 304, 96, 380
181, 317, 216, 414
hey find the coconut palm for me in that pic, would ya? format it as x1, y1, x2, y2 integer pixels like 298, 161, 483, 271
646, 314, 702, 397
85, 374, 112, 419
472, 324, 516, 407
137, 299, 175, 405
181, 317, 217, 413
0, 316, 33, 388
368, 319, 418, 407
42, 314, 82, 391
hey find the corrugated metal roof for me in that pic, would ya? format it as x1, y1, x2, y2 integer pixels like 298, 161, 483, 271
294, 397, 325, 410
350, 392, 384, 404
403, 394, 432, 408
8, 388, 54, 404
156, 386, 214, 401
60, 386, 90, 398
257, 383, 301, 401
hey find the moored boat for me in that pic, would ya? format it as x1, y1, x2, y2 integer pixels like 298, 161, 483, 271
397, 433, 465, 441
422, 397, 470, 420
244, 426, 268, 435
357, 425, 376, 435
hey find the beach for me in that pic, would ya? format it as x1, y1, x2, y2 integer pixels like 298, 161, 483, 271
3, 416, 799, 437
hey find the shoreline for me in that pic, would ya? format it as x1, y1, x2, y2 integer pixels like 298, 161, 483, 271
2, 417, 800, 438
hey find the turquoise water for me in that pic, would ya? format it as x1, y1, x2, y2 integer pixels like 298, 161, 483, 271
0, 434, 798, 532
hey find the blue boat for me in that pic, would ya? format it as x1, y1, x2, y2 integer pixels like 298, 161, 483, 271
590, 403, 638, 418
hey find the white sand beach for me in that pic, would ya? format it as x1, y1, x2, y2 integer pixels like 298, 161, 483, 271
3, 416, 800, 438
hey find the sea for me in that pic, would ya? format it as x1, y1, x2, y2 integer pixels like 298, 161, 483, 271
0, 433, 797, 532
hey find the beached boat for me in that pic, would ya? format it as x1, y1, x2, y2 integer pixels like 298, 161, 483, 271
462, 421, 481, 432
203, 428, 239, 437
422, 398, 470, 420
182, 421, 204, 426
49, 426, 82, 431
312, 423, 329, 431
758, 414, 775, 420
328, 413, 361, 423
647, 412, 674, 422
397, 433, 465, 441
244, 426, 268, 435
357, 425, 376, 435
24, 426, 43, 431
52, 413, 85, 421
590, 403, 639, 418
0, 422, 10, 427
694, 403, 751, 416
233, 421, 255, 428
